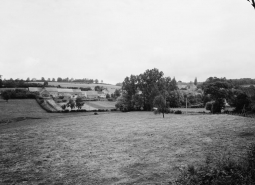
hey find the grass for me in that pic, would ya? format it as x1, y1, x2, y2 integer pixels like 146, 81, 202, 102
85, 101, 116, 109
0, 99, 49, 120
1, 112, 255, 184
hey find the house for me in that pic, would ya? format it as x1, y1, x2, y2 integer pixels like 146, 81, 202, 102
97, 91, 106, 99
45, 87, 58, 97
38, 88, 51, 98
85, 91, 98, 99
72, 89, 82, 96
57, 88, 73, 97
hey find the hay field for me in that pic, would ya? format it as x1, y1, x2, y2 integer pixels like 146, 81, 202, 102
1, 112, 255, 184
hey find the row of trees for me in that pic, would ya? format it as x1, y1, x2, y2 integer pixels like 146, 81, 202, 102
25, 77, 104, 84
115, 70, 255, 115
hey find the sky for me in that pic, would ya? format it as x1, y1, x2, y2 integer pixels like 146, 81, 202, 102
1, 0, 255, 84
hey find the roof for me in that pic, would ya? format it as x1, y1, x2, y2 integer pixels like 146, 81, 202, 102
86, 91, 98, 95
28, 87, 42, 92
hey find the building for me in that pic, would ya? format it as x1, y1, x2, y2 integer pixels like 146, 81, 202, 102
45, 87, 58, 97
85, 91, 98, 99
38, 88, 51, 98
57, 88, 73, 97
98, 91, 106, 99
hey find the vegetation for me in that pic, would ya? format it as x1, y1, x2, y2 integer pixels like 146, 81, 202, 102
153, 95, 166, 118
1, 112, 254, 184
117, 68, 178, 111
175, 144, 255, 185
1, 89, 37, 100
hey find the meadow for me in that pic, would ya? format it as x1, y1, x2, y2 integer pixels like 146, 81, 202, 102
1, 110, 255, 184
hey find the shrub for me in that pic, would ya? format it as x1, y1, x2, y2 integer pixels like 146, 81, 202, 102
174, 144, 255, 185
174, 110, 182, 114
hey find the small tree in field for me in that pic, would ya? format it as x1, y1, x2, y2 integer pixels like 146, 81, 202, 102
153, 95, 166, 118
67, 99, 76, 109
75, 97, 84, 109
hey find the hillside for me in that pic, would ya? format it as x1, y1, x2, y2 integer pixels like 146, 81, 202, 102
27, 82, 121, 94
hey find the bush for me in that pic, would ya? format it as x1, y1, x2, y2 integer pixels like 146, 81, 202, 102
174, 110, 182, 114
174, 144, 255, 185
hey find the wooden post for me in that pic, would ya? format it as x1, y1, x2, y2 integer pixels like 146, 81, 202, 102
186, 97, 187, 114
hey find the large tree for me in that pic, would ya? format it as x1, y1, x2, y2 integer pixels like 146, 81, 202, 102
203, 77, 232, 113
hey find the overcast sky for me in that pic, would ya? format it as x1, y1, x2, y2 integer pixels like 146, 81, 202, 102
1, 0, 255, 84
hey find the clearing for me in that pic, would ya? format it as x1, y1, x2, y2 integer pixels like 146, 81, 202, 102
1, 111, 255, 184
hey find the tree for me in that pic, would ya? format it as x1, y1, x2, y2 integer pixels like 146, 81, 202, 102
106, 94, 110, 99
57, 77, 62, 82
41, 77, 45, 81
114, 89, 121, 98
75, 97, 84, 109
67, 99, 75, 109
43, 81, 48, 86
47, 78, 51, 82
52, 78, 56, 82
1, 91, 10, 102
229, 90, 251, 112
194, 77, 198, 86
115, 94, 130, 111
153, 95, 166, 118
101, 80, 103, 83
131, 94, 144, 110
95, 86, 104, 91
203, 77, 231, 113
95, 79, 99, 84
26, 77, 30, 82
248, 0, 255, 9
0, 79, 2, 88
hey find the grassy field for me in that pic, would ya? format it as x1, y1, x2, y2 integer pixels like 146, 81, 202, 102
0, 99, 49, 120
86, 101, 116, 109
27, 82, 121, 94
1, 112, 255, 184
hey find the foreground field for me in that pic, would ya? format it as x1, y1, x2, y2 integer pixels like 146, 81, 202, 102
1, 112, 255, 184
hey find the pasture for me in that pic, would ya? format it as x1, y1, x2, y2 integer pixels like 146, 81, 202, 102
1, 112, 255, 184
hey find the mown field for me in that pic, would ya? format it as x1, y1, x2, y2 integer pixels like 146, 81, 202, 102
1, 111, 255, 184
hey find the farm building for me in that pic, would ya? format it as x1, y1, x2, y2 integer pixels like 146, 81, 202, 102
98, 91, 106, 98
45, 87, 58, 97
57, 88, 74, 96
38, 88, 51, 98
85, 91, 98, 99
72, 89, 82, 96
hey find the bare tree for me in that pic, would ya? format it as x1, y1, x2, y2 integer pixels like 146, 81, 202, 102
248, 0, 255, 9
